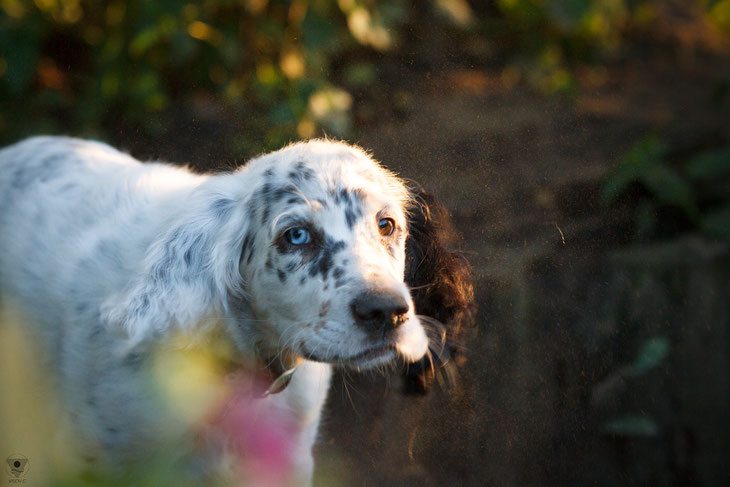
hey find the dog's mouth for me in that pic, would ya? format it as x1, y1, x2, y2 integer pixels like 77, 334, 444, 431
299, 343, 397, 369
342, 344, 397, 369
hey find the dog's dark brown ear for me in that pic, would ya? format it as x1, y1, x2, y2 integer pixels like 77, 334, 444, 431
403, 188, 476, 395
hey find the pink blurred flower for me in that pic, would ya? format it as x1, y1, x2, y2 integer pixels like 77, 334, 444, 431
209, 372, 300, 486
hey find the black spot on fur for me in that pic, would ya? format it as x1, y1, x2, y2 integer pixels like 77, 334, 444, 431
246, 204, 257, 230
289, 161, 314, 181
253, 180, 306, 225
89, 324, 103, 339
273, 186, 303, 205
13, 154, 69, 189
277, 269, 286, 282
211, 197, 235, 218
386, 242, 398, 259
182, 234, 204, 268
307, 238, 345, 279
58, 182, 78, 193
345, 207, 361, 229
152, 260, 169, 281
76, 301, 89, 314
124, 353, 144, 370
11, 165, 33, 190
330, 187, 364, 228
136, 294, 151, 319
331, 187, 345, 204
240, 233, 253, 265
333, 267, 344, 280
260, 186, 272, 224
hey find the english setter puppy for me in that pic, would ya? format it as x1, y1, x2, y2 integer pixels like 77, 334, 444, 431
0, 136, 473, 485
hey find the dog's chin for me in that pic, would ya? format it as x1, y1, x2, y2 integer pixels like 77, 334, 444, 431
298, 334, 428, 371
342, 345, 399, 370
340, 330, 429, 369
296, 343, 397, 369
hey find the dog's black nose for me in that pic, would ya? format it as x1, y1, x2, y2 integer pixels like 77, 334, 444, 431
351, 290, 409, 332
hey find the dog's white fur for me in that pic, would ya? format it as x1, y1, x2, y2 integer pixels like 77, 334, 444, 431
0, 136, 428, 484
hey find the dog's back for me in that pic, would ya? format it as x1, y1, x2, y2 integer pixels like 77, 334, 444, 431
0, 137, 209, 465
0, 136, 201, 322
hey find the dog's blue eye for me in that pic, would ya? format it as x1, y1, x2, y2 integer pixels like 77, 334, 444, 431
286, 228, 311, 245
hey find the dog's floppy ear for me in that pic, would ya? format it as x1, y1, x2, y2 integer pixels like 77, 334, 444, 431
403, 187, 476, 394
101, 193, 242, 345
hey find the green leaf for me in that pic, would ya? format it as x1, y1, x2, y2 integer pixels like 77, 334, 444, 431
640, 163, 699, 221
603, 415, 659, 437
130, 26, 161, 57
626, 336, 670, 376
600, 159, 647, 205
601, 135, 666, 205
686, 147, 730, 181
701, 204, 730, 239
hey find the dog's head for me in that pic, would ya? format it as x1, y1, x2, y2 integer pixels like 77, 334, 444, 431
233, 141, 427, 369
103, 140, 439, 372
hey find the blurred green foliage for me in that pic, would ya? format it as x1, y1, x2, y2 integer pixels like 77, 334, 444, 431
475, 0, 716, 93
483, 0, 636, 92
602, 135, 730, 241
600, 336, 669, 439
0, 0, 728, 151
621, 335, 670, 377
603, 414, 660, 437
0, 0, 410, 151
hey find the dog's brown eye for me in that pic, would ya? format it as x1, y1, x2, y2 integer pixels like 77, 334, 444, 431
378, 218, 395, 237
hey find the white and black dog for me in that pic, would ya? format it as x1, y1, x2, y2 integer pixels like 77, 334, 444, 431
0, 136, 473, 484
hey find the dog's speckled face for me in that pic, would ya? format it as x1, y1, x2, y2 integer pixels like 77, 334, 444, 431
238, 141, 428, 369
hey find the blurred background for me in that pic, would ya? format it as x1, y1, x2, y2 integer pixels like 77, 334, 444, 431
1, 0, 730, 485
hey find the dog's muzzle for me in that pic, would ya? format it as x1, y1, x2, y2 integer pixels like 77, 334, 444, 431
350, 289, 409, 333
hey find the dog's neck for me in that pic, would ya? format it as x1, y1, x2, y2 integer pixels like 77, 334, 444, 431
219, 299, 304, 395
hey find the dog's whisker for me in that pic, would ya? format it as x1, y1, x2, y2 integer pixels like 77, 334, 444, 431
407, 283, 434, 291
340, 372, 357, 411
